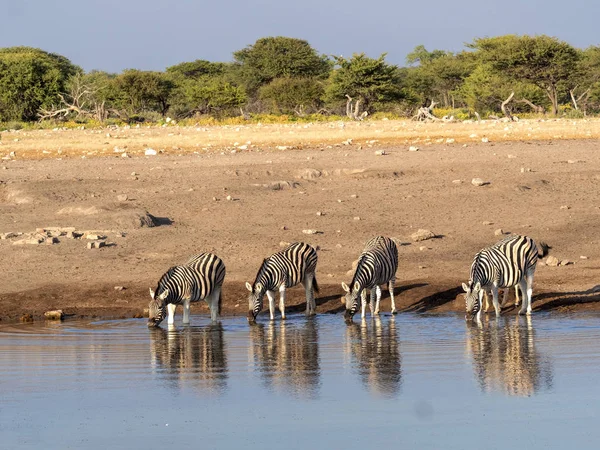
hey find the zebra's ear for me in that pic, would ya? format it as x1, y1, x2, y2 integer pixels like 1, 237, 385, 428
474, 282, 481, 291
245, 282, 253, 292
341, 282, 350, 293
255, 282, 263, 292
149, 287, 155, 299
158, 290, 169, 301
353, 281, 360, 292
461, 283, 469, 293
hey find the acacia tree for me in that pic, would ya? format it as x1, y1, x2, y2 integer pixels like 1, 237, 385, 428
325, 53, 402, 115
233, 37, 330, 95
113, 70, 175, 117
470, 35, 580, 115
258, 77, 324, 115
0, 47, 81, 121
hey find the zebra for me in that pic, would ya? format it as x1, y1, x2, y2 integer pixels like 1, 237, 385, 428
342, 236, 399, 321
148, 252, 226, 327
246, 242, 319, 323
463, 235, 549, 321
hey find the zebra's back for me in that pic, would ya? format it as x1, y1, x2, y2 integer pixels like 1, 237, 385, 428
355, 236, 398, 288
471, 235, 540, 288
267, 242, 318, 288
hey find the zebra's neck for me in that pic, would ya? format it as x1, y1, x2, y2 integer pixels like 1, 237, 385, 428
351, 256, 373, 291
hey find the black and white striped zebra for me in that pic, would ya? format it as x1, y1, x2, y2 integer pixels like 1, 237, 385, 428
148, 252, 226, 327
463, 235, 549, 321
342, 236, 398, 321
246, 242, 319, 323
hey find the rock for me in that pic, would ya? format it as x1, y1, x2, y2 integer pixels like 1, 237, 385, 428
452, 180, 462, 185
350, 194, 358, 198
374, 150, 387, 156
481, 137, 489, 143
87, 241, 106, 249
145, 148, 157, 156
13, 238, 43, 245
296, 168, 322, 180
471, 178, 489, 186
121, 152, 130, 158
20, 314, 34, 323
226, 195, 233, 201
44, 237, 58, 245
85, 234, 106, 240
494, 229, 505, 236
117, 194, 128, 202
276, 146, 290, 151
44, 310, 64, 320
546, 256, 560, 267
114, 286, 126, 291
419, 246, 429, 251
482, 221, 493, 226
411, 229, 436, 242
0, 232, 19, 239
559, 260, 572, 266
279, 241, 290, 247
580, 256, 589, 260
508, 154, 517, 159
336, 244, 343, 248
409, 146, 419, 152
560, 205, 570, 210
302, 229, 322, 235
316, 211, 323, 216
446, 138, 455, 144
353, 216, 361, 221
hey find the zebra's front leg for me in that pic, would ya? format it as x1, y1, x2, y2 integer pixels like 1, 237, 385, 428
167, 303, 177, 325
266, 290, 276, 321
302, 277, 315, 316
278, 285, 286, 320
523, 275, 534, 315
373, 285, 382, 315
388, 279, 397, 314
369, 288, 376, 317
514, 285, 521, 307
360, 289, 368, 319
483, 291, 490, 313
491, 286, 501, 317
500, 288, 509, 308
182, 299, 191, 324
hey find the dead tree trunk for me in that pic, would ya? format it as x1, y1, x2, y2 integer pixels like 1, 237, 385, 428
569, 88, 590, 112
345, 95, 368, 121
501, 92, 515, 121
518, 98, 545, 115
412, 100, 438, 121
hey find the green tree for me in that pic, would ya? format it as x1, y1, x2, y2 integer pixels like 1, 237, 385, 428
0, 47, 81, 121
325, 53, 403, 111
166, 60, 228, 79
169, 77, 246, 117
470, 35, 580, 115
406, 45, 448, 65
113, 70, 175, 116
233, 37, 330, 94
259, 77, 324, 115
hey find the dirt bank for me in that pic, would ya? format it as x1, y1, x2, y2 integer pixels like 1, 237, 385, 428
1, 133, 599, 322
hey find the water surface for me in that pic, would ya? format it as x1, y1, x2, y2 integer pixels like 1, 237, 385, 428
1, 313, 599, 449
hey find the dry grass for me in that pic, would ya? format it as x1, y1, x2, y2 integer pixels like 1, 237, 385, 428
1, 117, 599, 159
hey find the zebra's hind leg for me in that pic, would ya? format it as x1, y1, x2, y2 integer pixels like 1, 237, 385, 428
373, 285, 382, 315
514, 285, 521, 307
500, 288, 510, 308
167, 303, 177, 325
525, 273, 534, 315
266, 290, 276, 320
302, 276, 316, 316
278, 285, 286, 320
361, 290, 368, 319
483, 290, 490, 313
182, 299, 191, 324
210, 287, 221, 322
517, 278, 530, 315
388, 279, 397, 314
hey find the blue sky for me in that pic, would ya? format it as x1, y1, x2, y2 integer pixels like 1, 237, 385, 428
1, 0, 599, 72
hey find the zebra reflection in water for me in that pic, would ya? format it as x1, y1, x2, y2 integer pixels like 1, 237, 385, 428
466, 316, 553, 396
249, 319, 320, 398
149, 324, 227, 395
345, 317, 402, 398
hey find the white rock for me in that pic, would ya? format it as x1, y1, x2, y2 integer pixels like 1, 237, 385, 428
302, 229, 322, 235
471, 178, 488, 186
145, 148, 157, 156
374, 150, 387, 156
409, 146, 419, 152
411, 229, 436, 242
481, 137, 489, 143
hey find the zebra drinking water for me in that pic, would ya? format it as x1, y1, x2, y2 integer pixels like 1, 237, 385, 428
342, 236, 399, 321
463, 235, 549, 321
148, 252, 226, 327
246, 242, 319, 323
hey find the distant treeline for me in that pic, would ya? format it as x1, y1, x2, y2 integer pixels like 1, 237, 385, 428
0, 34, 599, 125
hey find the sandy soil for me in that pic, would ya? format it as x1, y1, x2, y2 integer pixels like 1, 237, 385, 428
1, 120, 599, 322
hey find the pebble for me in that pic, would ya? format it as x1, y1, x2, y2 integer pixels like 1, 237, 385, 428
482, 221, 493, 225
316, 211, 323, 216
494, 229, 505, 236
481, 137, 489, 143
353, 216, 361, 221
452, 180, 462, 184
411, 229, 436, 242
145, 148, 157, 156
374, 150, 387, 156
44, 310, 64, 321
560, 205, 570, 210
471, 178, 488, 186
87, 241, 106, 249
546, 256, 560, 267
580, 256, 588, 260
117, 194, 128, 202
114, 286, 126, 291
409, 146, 419, 152
302, 229, 322, 235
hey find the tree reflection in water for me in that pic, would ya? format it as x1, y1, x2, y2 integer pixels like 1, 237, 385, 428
466, 315, 553, 396
249, 319, 320, 399
345, 316, 402, 398
149, 323, 227, 395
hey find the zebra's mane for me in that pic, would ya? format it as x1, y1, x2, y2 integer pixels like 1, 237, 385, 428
351, 253, 368, 288
156, 266, 179, 294
253, 258, 270, 289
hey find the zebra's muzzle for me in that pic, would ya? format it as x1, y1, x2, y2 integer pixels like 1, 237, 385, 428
344, 309, 355, 322
247, 310, 257, 323
147, 318, 162, 327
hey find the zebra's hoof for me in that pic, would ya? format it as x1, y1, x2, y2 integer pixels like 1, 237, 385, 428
391, 310, 397, 315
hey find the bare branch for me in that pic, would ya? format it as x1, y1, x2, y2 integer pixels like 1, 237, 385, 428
501, 92, 515, 121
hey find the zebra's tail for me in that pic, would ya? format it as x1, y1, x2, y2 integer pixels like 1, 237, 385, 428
312, 275, 320, 294
538, 241, 551, 258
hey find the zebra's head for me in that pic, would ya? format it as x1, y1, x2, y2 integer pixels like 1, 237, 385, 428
342, 281, 360, 321
148, 287, 169, 327
246, 282, 264, 323
463, 281, 483, 320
